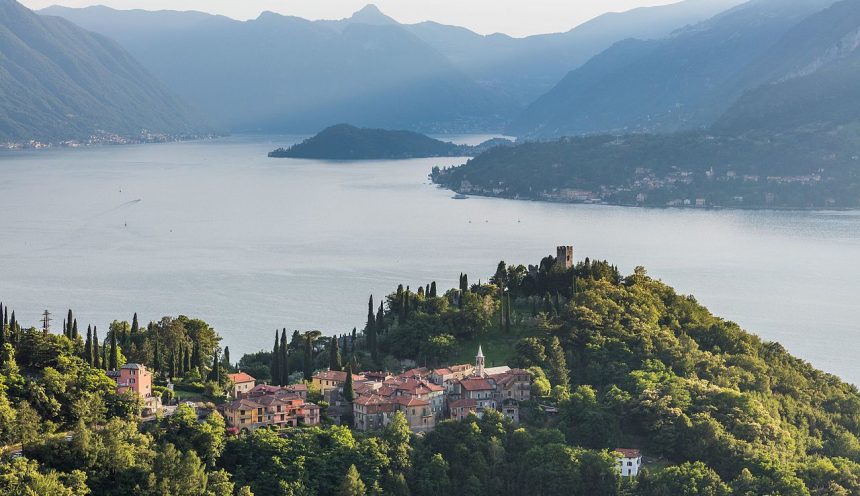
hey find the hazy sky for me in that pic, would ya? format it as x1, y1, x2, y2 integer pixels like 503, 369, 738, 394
23, 0, 685, 37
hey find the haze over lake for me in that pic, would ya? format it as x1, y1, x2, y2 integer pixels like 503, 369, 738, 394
1, 135, 858, 384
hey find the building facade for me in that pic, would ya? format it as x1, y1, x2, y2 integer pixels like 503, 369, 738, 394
108, 363, 160, 414
226, 371, 256, 399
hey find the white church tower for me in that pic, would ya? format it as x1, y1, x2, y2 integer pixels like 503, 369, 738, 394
475, 345, 485, 377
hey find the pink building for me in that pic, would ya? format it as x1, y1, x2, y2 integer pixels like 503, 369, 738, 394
109, 363, 160, 413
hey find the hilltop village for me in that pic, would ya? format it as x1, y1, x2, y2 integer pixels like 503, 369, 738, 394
222, 346, 531, 434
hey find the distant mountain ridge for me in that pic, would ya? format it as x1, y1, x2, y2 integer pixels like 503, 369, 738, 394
508, 0, 841, 138
39, 0, 741, 134
0, 0, 207, 143
268, 124, 512, 159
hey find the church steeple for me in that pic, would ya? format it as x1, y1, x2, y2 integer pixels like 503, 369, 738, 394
475, 345, 485, 377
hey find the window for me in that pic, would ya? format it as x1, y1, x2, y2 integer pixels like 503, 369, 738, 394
627, 462, 632, 466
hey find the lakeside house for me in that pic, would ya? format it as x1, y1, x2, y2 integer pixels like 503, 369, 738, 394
107, 363, 161, 414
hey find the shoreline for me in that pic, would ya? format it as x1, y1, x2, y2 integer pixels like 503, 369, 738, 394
435, 185, 860, 213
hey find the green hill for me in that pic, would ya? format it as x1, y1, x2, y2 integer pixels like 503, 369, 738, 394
269, 124, 512, 160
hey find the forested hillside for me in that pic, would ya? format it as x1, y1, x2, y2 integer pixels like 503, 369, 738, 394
0, 0, 207, 143
507, 0, 838, 138
2, 251, 859, 494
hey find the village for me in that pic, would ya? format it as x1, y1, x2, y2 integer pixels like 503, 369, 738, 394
104, 342, 643, 478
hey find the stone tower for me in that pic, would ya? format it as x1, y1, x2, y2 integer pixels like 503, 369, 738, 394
475, 345, 485, 377
557, 245, 574, 269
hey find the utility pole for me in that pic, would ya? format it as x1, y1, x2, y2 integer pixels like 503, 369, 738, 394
41, 309, 51, 335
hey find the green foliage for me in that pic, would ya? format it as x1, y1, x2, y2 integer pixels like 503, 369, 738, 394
339, 464, 366, 496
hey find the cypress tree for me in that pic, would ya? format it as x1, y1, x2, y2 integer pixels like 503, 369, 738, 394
343, 364, 355, 402
271, 331, 280, 386
351, 327, 357, 351
404, 287, 410, 319
376, 303, 384, 335
191, 341, 201, 369
169, 349, 177, 378
102, 341, 108, 370
330, 336, 342, 371
223, 346, 230, 369
571, 273, 578, 299
395, 285, 404, 317
208, 350, 220, 384
131, 313, 139, 334
303, 333, 313, 381
92, 327, 101, 369
0, 307, 5, 349
430, 281, 437, 298
67, 310, 73, 338
152, 334, 160, 373
109, 328, 119, 370
184, 346, 191, 375
85, 326, 93, 365
279, 329, 289, 386
72, 319, 78, 341
505, 293, 513, 331
366, 295, 377, 361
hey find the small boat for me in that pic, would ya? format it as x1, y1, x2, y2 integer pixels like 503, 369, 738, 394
452, 193, 469, 200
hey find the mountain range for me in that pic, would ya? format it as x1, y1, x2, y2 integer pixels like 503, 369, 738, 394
508, 0, 845, 138
0, 0, 206, 143
39, 1, 740, 134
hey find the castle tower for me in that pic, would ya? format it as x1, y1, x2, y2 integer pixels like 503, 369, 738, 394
475, 345, 485, 377
557, 245, 574, 269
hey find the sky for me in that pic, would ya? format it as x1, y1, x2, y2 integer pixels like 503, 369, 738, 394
22, 0, 685, 37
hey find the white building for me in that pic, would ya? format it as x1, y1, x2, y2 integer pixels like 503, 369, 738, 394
615, 448, 642, 477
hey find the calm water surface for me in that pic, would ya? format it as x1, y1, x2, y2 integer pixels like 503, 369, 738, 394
1, 136, 858, 384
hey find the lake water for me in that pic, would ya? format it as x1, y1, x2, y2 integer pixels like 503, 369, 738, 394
1, 135, 858, 385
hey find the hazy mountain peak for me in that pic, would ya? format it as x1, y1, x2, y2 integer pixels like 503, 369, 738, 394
348, 4, 396, 25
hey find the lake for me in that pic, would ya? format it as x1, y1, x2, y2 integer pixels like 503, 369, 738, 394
1, 135, 858, 384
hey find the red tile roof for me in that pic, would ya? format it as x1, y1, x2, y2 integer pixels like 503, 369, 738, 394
459, 377, 493, 391
393, 396, 429, 407
448, 398, 477, 409
227, 372, 256, 384
314, 370, 363, 382
615, 448, 641, 459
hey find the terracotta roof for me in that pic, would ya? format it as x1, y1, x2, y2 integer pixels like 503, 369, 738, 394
225, 398, 263, 411
227, 372, 256, 384
401, 367, 430, 378
285, 384, 308, 392
459, 377, 493, 391
313, 370, 362, 382
448, 398, 477, 409
121, 363, 144, 370
393, 396, 429, 407
615, 448, 641, 459
432, 368, 453, 376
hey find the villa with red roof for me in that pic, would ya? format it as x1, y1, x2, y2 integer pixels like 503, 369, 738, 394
226, 371, 256, 399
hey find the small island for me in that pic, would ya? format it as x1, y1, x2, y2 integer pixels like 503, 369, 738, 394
268, 123, 512, 160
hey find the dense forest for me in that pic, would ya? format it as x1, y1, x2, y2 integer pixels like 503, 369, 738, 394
1, 251, 859, 495
432, 129, 860, 208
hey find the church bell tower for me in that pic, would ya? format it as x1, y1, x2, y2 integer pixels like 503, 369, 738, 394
475, 345, 485, 377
